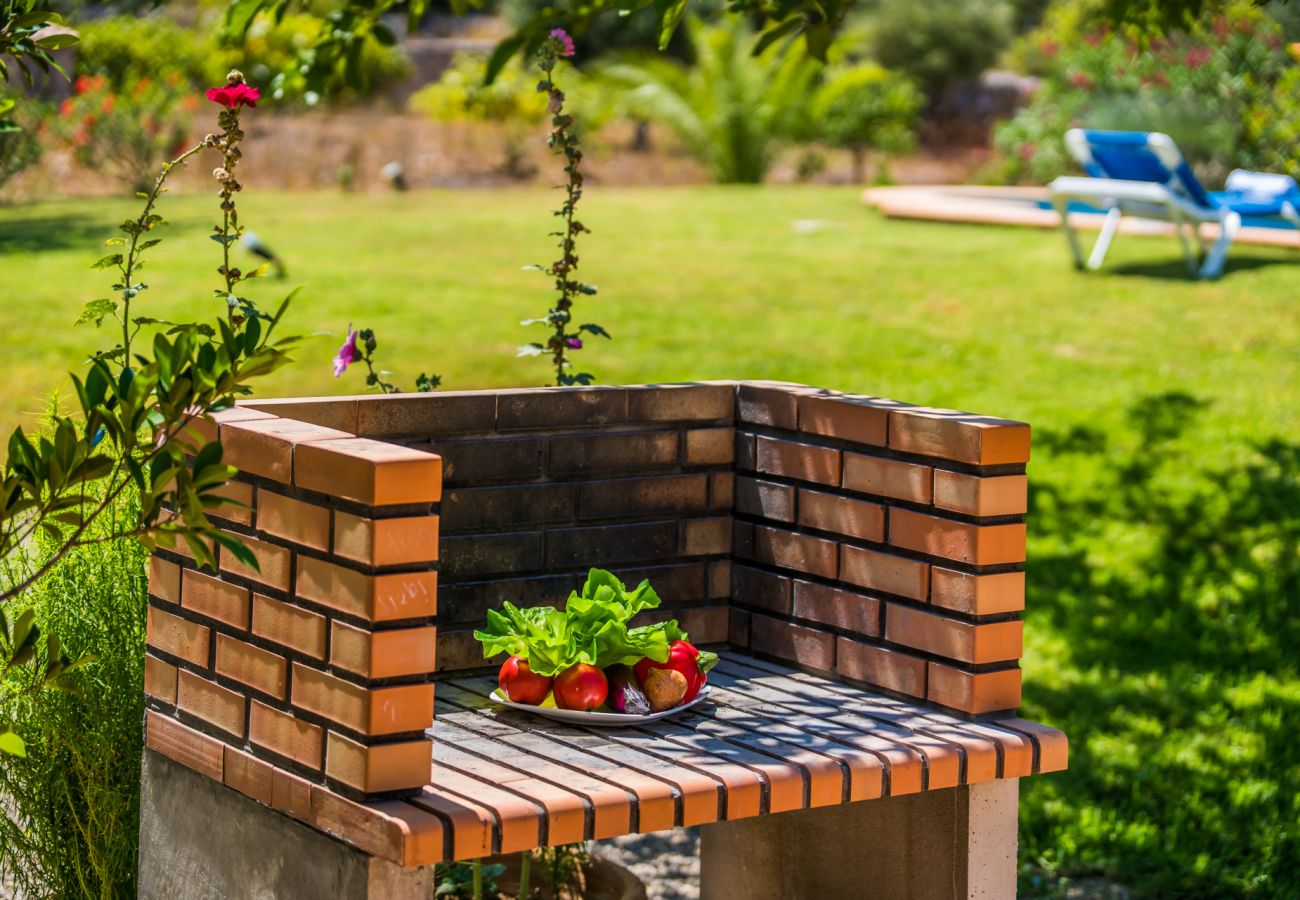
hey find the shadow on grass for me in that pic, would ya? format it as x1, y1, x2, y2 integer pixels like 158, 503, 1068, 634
0, 209, 206, 254
1020, 391, 1300, 898
1107, 255, 1290, 280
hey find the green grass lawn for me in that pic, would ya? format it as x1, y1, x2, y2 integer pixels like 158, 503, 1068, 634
2, 187, 1298, 896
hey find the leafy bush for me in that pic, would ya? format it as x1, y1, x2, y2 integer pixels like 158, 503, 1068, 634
74, 14, 216, 90
810, 64, 922, 182
0, 493, 147, 899
409, 53, 550, 125
865, 0, 1015, 96
989, 2, 1296, 185
595, 17, 820, 183
0, 97, 41, 198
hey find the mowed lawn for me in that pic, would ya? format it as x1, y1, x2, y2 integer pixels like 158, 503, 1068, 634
3, 187, 1299, 896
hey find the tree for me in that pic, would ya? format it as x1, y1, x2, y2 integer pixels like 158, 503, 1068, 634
811, 64, 922, 183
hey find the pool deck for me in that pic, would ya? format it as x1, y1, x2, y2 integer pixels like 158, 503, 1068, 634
862, 185, 1300, 249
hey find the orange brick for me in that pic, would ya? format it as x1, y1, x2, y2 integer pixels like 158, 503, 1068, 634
798, 394, 888, 446
272, 767, 314, 821
257, 490, 331, 551
684, 428, 735, 465
252, 594, 327, 658
295, 557, 437, 622
145, 710, 224, 780
219, 534, 292, 593
708, 560, 731, 599
249, 700, 324, 769
930, 568, 1025, 616
751, 525, 837, 578
309, 786, 445, 867
216, 634, 288, 698
325, 732, 432, 794
224, 745, 274, 805
888, 407, 1030, 465
737, 382, 800, 429
144, 654, 178, 704
241, 397, 360, 434
755, 436, 840, 486
884, 604, 1023, 664
209, 480, 254, 526
792, 581, 879, 636
836, 638, 927, 699
176, 670, 246, 737
329, 621, 438, 679
839, 545, 929, 601
181, 407, 275, 446
291, 664, 434, 736
928, 663, 1021, 714
797, 489, 884, 542
181, 568, 250, 629
749, 615, 835, 673
710, 472, 734, 510
146, 606, 210, 667
333, 512, 439, 567
682, 517, 732, 556
148, 556, 181, 603
842, 453, 932, 503
889, 509, 1025, 566
932, 470, 1027, 517
221, 418, 352, 483
294, 438, 442, 506
994, 717, 1069, 774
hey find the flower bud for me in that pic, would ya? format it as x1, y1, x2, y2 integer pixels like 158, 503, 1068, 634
226, 69, 246, 85
213, 167, 231, 182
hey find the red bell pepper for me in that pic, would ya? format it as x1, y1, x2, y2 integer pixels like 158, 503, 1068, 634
634, 640, 718, 704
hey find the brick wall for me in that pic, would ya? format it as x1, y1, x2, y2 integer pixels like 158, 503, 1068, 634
727, 383, 1029, 715
145, 408, 442, 801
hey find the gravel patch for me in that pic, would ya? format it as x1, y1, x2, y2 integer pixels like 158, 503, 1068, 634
593, 829, 699, 900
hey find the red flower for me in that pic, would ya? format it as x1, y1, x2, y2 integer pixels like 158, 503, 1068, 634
205, 83, 261, 109
1069, 72, 1094, 90
58, 98, 74, 117
1185, 47, 1212, 68
73, 75, 90, 95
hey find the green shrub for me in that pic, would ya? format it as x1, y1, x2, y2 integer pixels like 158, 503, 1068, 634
866, 0, 1015, 96
810, 64, 923, 183
74, 14, 215, 90
0, 494, 147, 899
989, 1, 1296, 185
409, 53, 550, 125
0, 96, 41, 199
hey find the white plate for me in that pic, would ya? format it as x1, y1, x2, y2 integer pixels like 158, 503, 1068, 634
489, 686, 711, 726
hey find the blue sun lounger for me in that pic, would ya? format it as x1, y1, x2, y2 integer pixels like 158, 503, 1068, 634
1047, 129, 1300, 278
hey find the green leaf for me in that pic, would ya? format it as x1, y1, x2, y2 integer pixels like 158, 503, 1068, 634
657, 0, 688, 49
77, 298, 117, 326
753, 16, 804, 56
485, 33, 527, 85
34, 32, 79, 50
91, 254, 123, 270
0, 728, 26, 758
371, 21, 397, 45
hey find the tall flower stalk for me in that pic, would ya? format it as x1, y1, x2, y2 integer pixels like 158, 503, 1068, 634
518, 29, 610, 386
207, 71, 262, 320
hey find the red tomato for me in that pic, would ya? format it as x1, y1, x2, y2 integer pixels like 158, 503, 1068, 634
552, 663, 608, 711
498, 656, 552, 705
634, 640, 712, 704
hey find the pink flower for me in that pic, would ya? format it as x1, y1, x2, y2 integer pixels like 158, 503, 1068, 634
333, 325, 361, 378
1185, 47, 1212, 68
550, 28, 575, 58
205, 83, 261, 109
565, 337, 583, 349
1069, 72, 1094, 90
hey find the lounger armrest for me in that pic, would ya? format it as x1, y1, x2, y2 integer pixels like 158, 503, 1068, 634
1225, 169, 1299, 197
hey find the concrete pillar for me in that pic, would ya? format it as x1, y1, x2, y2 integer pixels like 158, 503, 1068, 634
699, 779, 1019, 900
137, 751, 437, 900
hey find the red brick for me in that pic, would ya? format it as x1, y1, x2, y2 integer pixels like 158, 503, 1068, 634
751, 526, 837, 578
792, 581, 880, 636
685, 428, 736, 465
329, 621, 438, 679
728, 608, 751, 647
797, 489, 885, 542
209, 480, 254, 526
295, 439, 442, 506
711, 472, 734, 510
627, 383, 734, 422
928, 664, 1021, 713
498, 386, 629, 429
708, 560, 731, 598
749, 614, 835, 673
333, 511, 440, 566
176, 670, 246, 737
252, 594, 327, 658
182, 407, 275, 446
735, 477, 795, 522
222, 418, 352, 483
242, 397, 360, 433
354, 391, 496, 436
798, 394, 888, 446
836, 638, 927, 699
885, 604, 1023, 664
839, 545, 929, 601
577, 476, 705, 521
216, 634, 288, 698
249, 700, 324, 769
731, 565, 791, 614
148, 556, 181, 603
548, 431, 680, 476
144, 654, 178, 704
224, 745, 275, 805
930, 568, 1025, 616
889, 508, 1026, 566
682, 517, 732, 556
842, 453, 932, 503
932, 470, 1028, 517
435, 628, 492, 672
145, 710, 224, 780
325, 732, 432, 794
181, 568, 251, 629
734, 432, 757, 470
291, 664, 434, 736
296, 557, 437, 622
146, 606, 210, 667
888, 408, 1031, 465
755, 436, 840, 486
272, 767, 314, 821
257, 490, 331, 551
309, 787, 445, 867
677, 606, 730, 644
737, 382, 800, 429
218, 534, 293, 593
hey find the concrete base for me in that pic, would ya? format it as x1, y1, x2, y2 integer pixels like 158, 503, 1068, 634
138, 750, 438, 900
699, 779, 1019, 900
